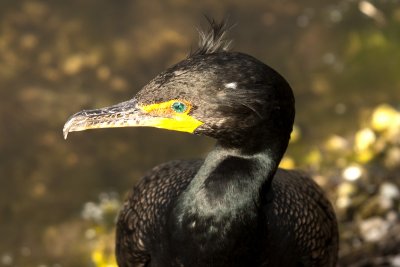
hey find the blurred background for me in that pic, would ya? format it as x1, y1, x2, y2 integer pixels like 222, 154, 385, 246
1, 0, 400, 266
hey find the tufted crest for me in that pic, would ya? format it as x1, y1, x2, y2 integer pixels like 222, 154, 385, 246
190, 17, 232, 56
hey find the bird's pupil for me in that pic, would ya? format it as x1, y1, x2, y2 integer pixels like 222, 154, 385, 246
172, 102, 187, 113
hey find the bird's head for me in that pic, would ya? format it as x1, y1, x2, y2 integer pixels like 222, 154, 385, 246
63, 19, 295, 153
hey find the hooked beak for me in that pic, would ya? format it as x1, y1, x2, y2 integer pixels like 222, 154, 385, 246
63, 98, 203, 139
63, 99, 149, 139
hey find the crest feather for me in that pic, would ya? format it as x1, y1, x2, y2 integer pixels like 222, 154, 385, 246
191, 18, 232, 56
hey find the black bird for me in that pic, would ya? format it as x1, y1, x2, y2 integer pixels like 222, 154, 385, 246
63, 19, 338, 267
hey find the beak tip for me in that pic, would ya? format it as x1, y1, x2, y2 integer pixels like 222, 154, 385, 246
63, 121, 71, 140
63, 115, 79, 140
63, 130, 69, 140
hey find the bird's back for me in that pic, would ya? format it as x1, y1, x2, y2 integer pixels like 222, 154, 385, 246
116, 161, 338, 267
262, 169, 338, 266
116, 159, 203, 267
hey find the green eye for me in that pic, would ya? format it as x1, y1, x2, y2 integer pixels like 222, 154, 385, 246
171, 101, 187, 113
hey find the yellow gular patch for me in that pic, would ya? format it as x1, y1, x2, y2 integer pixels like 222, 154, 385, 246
140, 100, 204, 133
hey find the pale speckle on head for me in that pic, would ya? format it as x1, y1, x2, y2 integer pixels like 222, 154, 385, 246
224, 82, 237, 89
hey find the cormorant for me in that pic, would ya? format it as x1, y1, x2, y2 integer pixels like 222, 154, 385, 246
63, 19, 338, 267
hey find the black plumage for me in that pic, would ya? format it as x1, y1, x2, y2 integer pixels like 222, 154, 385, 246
64, 19, 338, 267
